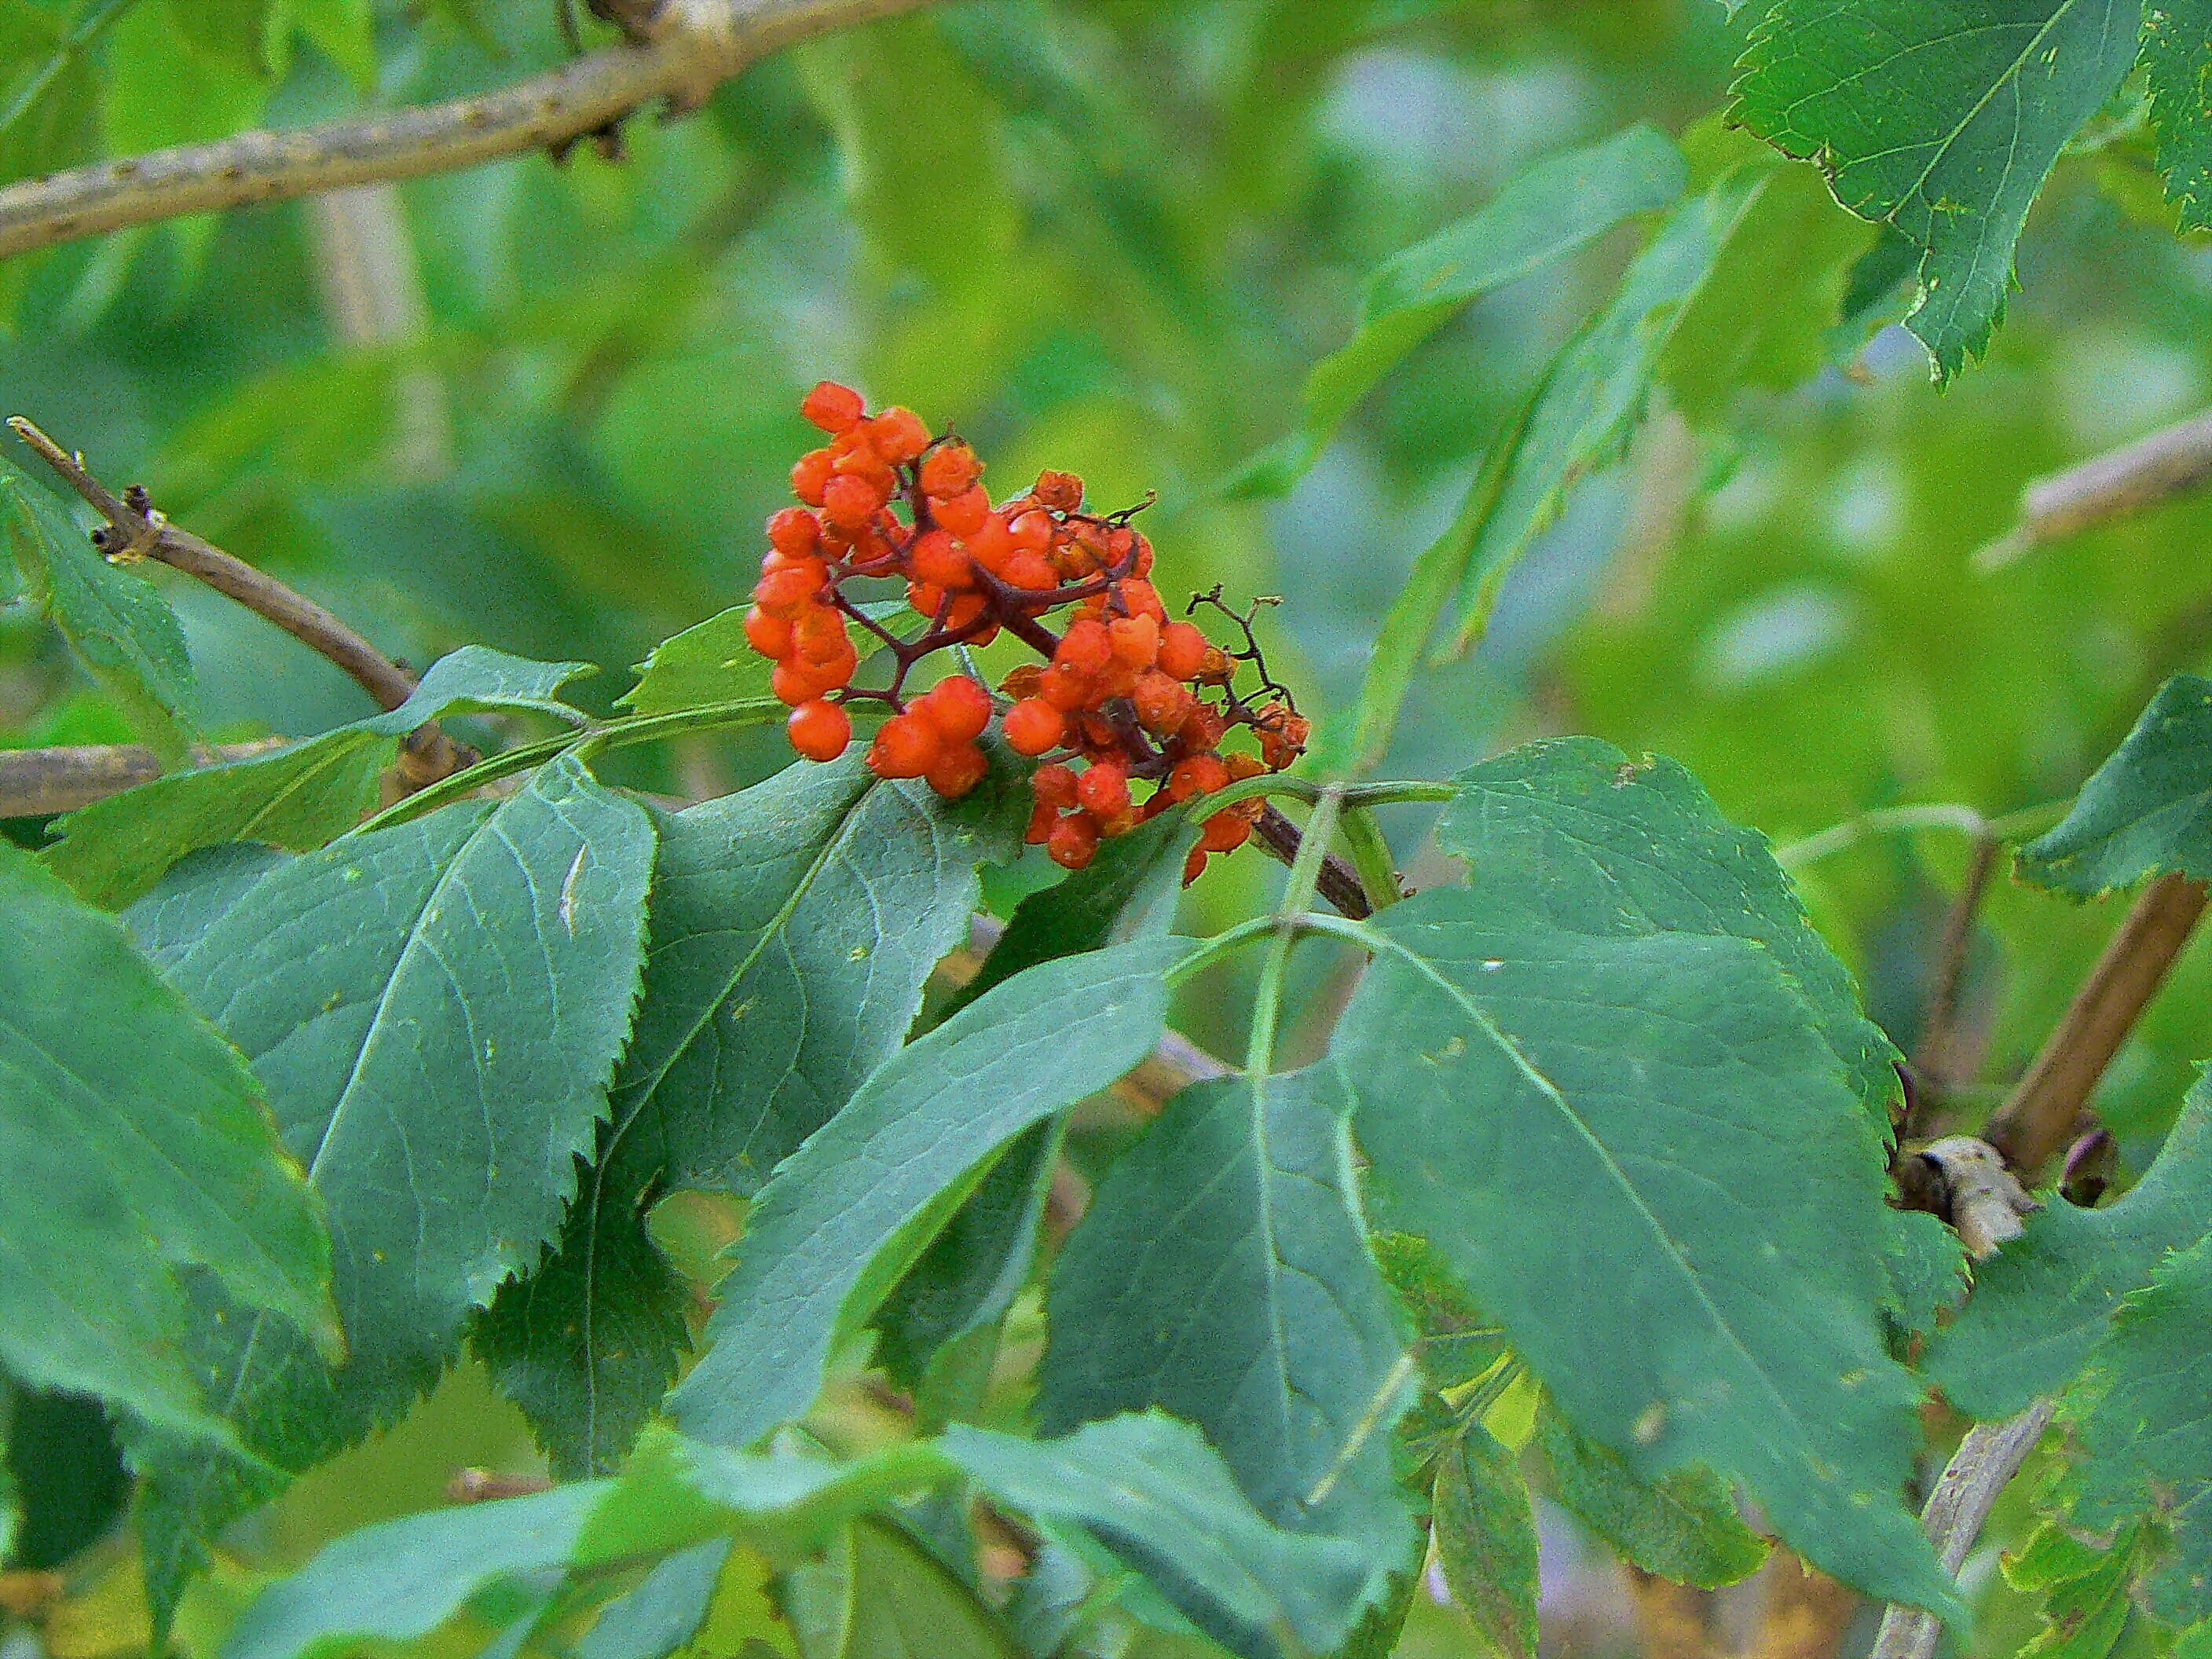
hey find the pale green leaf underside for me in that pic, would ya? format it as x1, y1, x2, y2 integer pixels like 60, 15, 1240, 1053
480, 752, 1023, 1475
141, 754, 656, 1606
1928, 1070, 2212, 1417
2, 468, 196, 760
1225, 123, 1686, 500
1333, 895, 1954, 1613
669, 936, 1196, 1452
2016, 674, 2212, 897
46, 646, 596, 910
1041, 1067, 1412, 1563
0, 843, 330, 1442
1734, 0, 2142, 377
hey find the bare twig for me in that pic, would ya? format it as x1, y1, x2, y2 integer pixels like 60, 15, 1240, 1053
0, 0, 931, 261
1255, 801, 1374, 920
1869, 1401, 2057, 1659
1983, 872, 2210, 1178
1976, 406, 2212, 571
1906, 835, 2000, 1124
9, 418, 474, 790
0, 739, 287, 819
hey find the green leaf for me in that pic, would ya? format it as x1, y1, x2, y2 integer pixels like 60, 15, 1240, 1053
1331, 895, 1956, 1613
2003, 1518, 2148, 1659
139, 755, 657, 1612
2, 471, 196, 762
479, 753, 1025, 1475
1372, 1232, 1507, 1393
946, 1414, 1376, 1659
837, 1520, 1023, 1659
620, 608, 777, 718
668, 936, 1196, 1451
1657, 124, 1877, 423
579, 1540, 734, 1659
0, 842, 331, 1444
45, 647, 595, 910
1535, 1402, 1770, 1588
1431, 1424, 1540, 1659
2145, 1, 2212, 233
126, 844, 292, 970
1225, 124, 1686, 499
1733, 0, 2142, 378
2016, 675, 2212, 897
1039, 1065, 1414, 1564
1332, 175, 1745, 768
2063, 1234, 2212, 1624
0, 0, 101, 185
1928, 1071, 2212, 1418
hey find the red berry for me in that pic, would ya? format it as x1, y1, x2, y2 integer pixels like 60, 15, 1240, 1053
1002, 698, 1065, 756
773, 659, 836, 706
1003, 552, 1058, 591
919, 443, 981, 499
767, 507, 823, 559
1108, 613, 1160, 668
792, 610, 851, 666
755, 562, 825, 613
1008, 510, 1054, 555
925, 741, 989, 799
920, 675, 993, 743
909, 529, 972, 589
1031, 763, 1079, 809
908, 579, 948, 619
1026, 800, 1057, 845
1201, 809, 1252, 852
1048, 811, 1101, 870
868, 714, 939, 779
1055, 618, 1112, 675
1076, 762, 1130, 818
868, 407, 930, 465
791, 449, 833, 506
965, 515, 1016, 574
1038, 662, 1093, 712
1182, 844, 1207, 885
1033, 470, 1084, 512
787, 699, 852, 760
822, 473, 884, 533
935, 485, 991, 537
801, 381, 866, 433
1133, 670, 1192, 734
1158, 621, 1207, 682
743, 605, 793, 657
1168, 753, 1230, 801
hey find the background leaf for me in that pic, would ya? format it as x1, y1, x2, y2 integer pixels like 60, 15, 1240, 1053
2144, 0, 2212, 232
1536, 1401, 1770, 1588
1431, 1423, 1540, 1659
836, 1520, 1022, 1659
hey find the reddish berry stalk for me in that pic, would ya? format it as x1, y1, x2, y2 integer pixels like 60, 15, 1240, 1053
747, 382, 1311, 877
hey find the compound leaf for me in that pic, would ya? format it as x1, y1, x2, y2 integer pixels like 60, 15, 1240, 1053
1431, 1423, 1540, 1659
669, 936, 1195, 1452
2144, 0, 2212, 233
1039, 1066, 1412, 1566
138, 754, 656, 1613
0, 843, 331, 1443
837, 1520, 1021, 1659
1536, 1402, 1770, 1588
2016, 675, 2212, 897
1734, 0, 2142, 378
1928, 1071, 2212, 1418
1331, 891, 1956, 1613
479, 752, 1025, 1475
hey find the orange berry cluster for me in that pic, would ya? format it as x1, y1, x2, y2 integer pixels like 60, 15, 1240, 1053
748, 383, 1310, 880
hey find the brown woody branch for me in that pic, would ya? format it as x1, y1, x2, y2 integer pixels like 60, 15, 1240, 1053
1983, 872, 2210, 1179
8, 418, 470, 790
0, 739, 286, 819
1976, 405, 2212, 570
0, 0, 931, 261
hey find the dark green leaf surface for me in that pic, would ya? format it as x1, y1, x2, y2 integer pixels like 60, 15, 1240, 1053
837, 1520, 1022, 1659
0, 843, 331, 1442
1928, 1071, 2212, 1418
1226, 124, 1686, 498
141, 755, 656, 1604
669, 936, 1195, 1451
578, 1540, 733, 1659
2145, 1, 2212, 233
945, 1414, 1375, 1659
619, 607, 776, 717
481, 753, 1024, 1475
1536, 1404, 1769, 1588
46, 647, 593, 910
2063, 1234, 2212, 1624
1432, 1424, 1540, 1659
1332, 895, 1954, 1613
1040, 1066, 1412, 1562
2016, 676, 2212, 896
126, 844, 293, 970
3, 470, 196, 760
1734, 0, 2141, 376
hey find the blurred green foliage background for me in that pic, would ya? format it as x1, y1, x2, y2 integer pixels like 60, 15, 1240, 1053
6, 2, 2212, 1654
